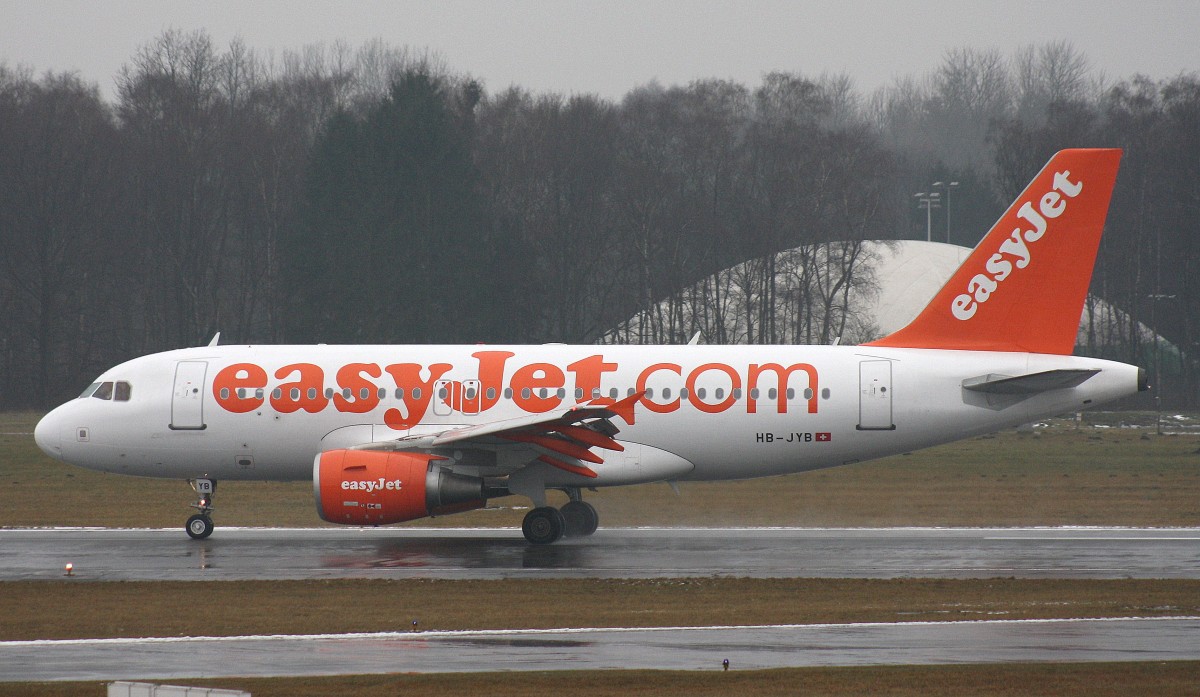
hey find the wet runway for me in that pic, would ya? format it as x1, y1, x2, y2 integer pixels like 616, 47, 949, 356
1, 526, 1197, 581
4, 617, 1198, 682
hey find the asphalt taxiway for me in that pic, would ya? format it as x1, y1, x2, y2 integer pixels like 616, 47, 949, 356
3, 617, 1198, 682
1, 526, 1196, 581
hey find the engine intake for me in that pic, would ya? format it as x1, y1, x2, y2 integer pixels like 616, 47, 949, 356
314, 449, 485, 525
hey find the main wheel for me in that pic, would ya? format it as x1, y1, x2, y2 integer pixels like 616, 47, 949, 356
522, 506, 566, 545
186, 514, 214, 540
560, 500, 599, 537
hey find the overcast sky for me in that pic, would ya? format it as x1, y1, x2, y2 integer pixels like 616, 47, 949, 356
3, 0, 1198, 101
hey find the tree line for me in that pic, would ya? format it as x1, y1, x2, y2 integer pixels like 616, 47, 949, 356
1, 32, 1197, 408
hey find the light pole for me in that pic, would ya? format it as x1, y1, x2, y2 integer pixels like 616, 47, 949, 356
932, 181, 959, 243
914, 192, 941, 242
1148, 293, 1176, 435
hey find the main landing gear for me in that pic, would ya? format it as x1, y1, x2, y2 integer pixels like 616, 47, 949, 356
521, 489, 599, 545
185, 478, 216, 540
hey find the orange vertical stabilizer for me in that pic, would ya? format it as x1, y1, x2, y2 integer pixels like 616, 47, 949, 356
864, 148, 1122, 355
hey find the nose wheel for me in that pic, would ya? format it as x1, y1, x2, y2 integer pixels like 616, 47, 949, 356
186, 478, 216, 540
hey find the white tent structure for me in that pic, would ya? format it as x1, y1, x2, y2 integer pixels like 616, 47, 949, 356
604, 239, 1155, 351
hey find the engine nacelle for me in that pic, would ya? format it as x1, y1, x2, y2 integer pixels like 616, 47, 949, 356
314, 449, 485, 525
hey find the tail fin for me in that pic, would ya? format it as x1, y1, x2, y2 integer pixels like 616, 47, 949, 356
864, 148, 1121, 355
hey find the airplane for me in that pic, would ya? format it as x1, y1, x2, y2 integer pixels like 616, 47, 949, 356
34, 148, 1145, 544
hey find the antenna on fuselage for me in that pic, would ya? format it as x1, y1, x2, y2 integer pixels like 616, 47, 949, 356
687, 331, 702, 346
207, 332, 221, 347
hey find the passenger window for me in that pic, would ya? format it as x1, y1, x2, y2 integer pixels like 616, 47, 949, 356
325, 388, 334, 399
255, 388, 264, 400
592, 388, 601, 399
609, 388, 618, 399
503, 388, 513, 399
487, 387, 496, 400
342, 388, 351, 399
750, 388, 760, 399
768, 388, 777, 400
438, 387, 448, 399
114, 382, 132, 401
822, 388, 830, 399
697, 388, 707, 399
412, 388, 422, 399
378, 387, 386, 400
680, 388, 689, 400
787, 388, 795, 400
645, 388, 654, 398
715, 388, 724, 399
272, 388, 282, 400
360, 387, 370, 400
221, 388, 230, 400
522, 388, 531, 399
733, 388, 743, 399
395, 388, 404, 399
292, 388, 302, 401
556, 388, 566, 399
307, 388, 317, 400
804, 388, 814, 400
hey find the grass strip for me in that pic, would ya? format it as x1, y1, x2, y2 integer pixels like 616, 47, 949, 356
5, 662, 1200, 697
4, 578, 1199, 642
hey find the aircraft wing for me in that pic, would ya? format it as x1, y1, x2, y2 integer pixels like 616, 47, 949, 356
354, 392, 643, 479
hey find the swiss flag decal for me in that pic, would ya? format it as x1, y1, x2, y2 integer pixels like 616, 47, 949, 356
816, 432, 832, 442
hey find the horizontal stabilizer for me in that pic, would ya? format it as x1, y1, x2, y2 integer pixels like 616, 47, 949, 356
962, 369, 1100, 395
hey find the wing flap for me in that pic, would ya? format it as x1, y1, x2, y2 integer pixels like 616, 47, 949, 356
353, 392, 645, 478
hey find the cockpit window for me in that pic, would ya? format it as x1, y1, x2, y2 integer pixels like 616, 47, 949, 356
92, 382, 114, 400
114, 381, 132, 401
79, 383, 101, 398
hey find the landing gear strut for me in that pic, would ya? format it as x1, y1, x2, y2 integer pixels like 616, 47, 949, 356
186, 478, 216, 540
521, 489, 600, 544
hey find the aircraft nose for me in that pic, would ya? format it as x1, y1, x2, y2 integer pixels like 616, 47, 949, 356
34, 409, 63, 460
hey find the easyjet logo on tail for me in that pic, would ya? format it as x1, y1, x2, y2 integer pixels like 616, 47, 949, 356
951, 169, 1084, 321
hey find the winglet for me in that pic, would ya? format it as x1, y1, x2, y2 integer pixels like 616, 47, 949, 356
864, 149, 1121, 354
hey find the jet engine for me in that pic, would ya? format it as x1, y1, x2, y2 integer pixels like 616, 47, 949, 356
314, 449, 485, 525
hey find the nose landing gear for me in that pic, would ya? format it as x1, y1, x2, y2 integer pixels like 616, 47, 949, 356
185, 478, 216, 540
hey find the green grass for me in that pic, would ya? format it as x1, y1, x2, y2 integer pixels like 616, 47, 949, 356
3, 412, 1198, 528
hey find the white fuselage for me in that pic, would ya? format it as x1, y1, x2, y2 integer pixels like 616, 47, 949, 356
35, 343, 1141, 484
